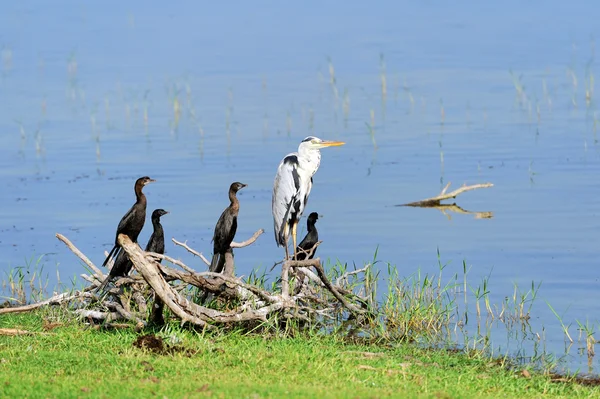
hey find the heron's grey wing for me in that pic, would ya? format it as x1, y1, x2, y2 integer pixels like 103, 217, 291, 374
272, 154, 301, 246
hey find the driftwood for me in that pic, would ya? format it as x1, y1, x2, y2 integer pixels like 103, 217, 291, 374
428, 203, 493, 220
402, 182, 493, 207
3, 229, 369, 330
400, 182, 494, 219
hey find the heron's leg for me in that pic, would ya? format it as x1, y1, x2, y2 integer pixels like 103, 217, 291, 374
283, 222, 290, 260
292, 220, 298, 259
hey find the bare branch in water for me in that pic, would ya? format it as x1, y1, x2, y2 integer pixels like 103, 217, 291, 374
400, 182, 494, 219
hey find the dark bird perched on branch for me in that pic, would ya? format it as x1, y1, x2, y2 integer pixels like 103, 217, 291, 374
210, 182, 247, 273
101, 176, 155, 268
272, 136, 344, 260
97, 208, 168, 293
145, 209, 168, 256
294, 212, 319, 261
96, 250, 129, 292
145, 209, 169, 325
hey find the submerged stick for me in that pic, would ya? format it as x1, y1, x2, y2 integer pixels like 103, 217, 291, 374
401, 182, 494, 207
434, 203, 493, 220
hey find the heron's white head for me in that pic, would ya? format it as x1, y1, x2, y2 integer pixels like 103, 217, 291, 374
298, 136, 345, 152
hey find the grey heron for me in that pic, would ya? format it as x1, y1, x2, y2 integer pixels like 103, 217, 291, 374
272, 137, 344, 259
210, 182, 247, 273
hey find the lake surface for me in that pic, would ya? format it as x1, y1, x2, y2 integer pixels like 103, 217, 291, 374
1, 0, 599, 374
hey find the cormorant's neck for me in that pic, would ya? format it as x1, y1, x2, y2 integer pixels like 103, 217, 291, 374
229, 190, 239, 211
135, 185, 146, 205
307, 220, 316, 232
152, 219, 163, 231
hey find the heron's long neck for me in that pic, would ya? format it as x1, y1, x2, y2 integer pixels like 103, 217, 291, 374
298, 149, 321, 177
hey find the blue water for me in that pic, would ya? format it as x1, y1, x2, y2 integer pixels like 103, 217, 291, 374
1, 0, 600, 374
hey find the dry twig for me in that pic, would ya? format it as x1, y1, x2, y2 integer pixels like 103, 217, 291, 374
171, 239, 211, 266
56, 233, 104, 277
230, 229, 264, 248
0, 291, 95, 315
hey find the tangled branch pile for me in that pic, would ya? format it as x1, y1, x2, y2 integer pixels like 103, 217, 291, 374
0, 231, 371, 330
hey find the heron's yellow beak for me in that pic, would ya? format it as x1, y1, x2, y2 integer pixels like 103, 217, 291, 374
318, 140, 345, 148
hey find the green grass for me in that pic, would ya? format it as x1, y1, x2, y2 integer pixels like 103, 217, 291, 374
1, 312, 599, 399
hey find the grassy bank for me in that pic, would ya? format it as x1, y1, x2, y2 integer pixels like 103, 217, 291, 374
1, 312, 598, 399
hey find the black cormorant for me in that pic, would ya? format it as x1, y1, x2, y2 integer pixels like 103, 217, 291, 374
210, 182, 247, 273
146, 208, 168, 256
294, 212, 319, 261
101, 176, 155, 268
96, 208, 168, 293
146, 209, 169, 325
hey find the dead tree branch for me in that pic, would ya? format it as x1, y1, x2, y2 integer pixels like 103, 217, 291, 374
128, 231, 368, 322
171, 239, 211, 266
56, 233, 104, 278
294, 241, 322, 261
150, 252, 197, 274
4, 230, 371, 330
230, 229, 264, 248
118, 234, 213, 329
287, 258, 365, 314
336, 264, 373, 286
75, 309, 120, 321
0, 291, 95, 315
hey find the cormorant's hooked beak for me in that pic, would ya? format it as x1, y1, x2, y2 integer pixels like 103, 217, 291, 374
316, 140, 345, 148
241, 183, 248, 188
144, 178, 157, 185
